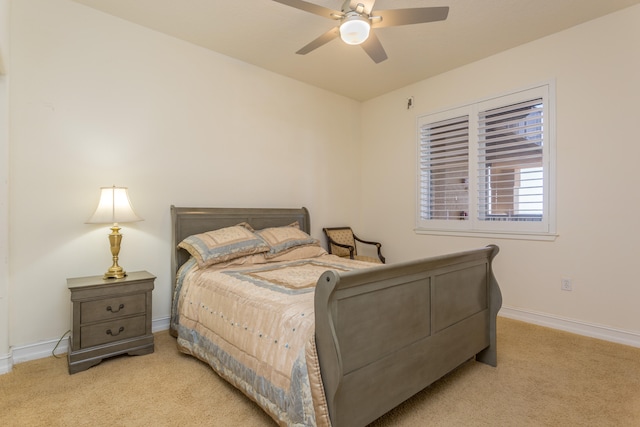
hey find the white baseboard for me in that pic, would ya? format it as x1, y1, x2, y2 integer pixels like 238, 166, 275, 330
11, 333, 70, 365
0, 352, 11, 374
1, 316, 171, 374
152, 316, 170, 333
500, 306, 640, 348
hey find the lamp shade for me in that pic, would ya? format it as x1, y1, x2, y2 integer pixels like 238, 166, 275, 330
86, 186, 143, 224
340, 14, 371, 45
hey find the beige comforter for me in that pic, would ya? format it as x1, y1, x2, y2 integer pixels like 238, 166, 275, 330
172, 253, 376, 426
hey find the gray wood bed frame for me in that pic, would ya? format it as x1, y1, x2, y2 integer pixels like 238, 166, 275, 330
170, 206, 502, 427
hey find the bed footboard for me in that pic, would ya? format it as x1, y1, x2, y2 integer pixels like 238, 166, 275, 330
314, 245, 501, 427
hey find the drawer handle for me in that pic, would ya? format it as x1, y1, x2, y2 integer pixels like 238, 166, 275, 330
106, 303, 125, 313
106, 326, 125, 336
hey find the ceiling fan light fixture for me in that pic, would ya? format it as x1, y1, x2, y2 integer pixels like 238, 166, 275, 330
339, 14, 370, 45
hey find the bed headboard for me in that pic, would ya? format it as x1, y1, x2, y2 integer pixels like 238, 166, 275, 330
170, 206, 310, 287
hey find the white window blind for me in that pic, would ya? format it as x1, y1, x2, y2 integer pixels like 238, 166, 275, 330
417, 84, 555, 238
477, 98, 544, 222
419, 115, 469, 221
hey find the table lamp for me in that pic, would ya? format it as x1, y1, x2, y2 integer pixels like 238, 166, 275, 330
86, 186, 143, 279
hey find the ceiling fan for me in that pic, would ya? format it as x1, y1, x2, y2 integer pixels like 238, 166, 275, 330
273, 0, 449, 63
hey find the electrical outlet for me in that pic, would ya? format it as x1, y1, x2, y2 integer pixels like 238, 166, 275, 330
561, 278, 573, 291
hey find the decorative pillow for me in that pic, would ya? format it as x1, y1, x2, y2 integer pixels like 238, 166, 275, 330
264, 245, 328, 262
178, 225, 270, 267
255, 223, 320, 258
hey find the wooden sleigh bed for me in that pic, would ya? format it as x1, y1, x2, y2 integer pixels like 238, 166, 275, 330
170, 206, 502, 427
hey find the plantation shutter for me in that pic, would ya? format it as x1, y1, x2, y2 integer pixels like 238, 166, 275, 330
477, 98, 544, 222
416, 83, 554, 237
419, 115, 469, 221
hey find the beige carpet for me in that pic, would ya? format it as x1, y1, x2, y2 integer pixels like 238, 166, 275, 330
1, 317, 639, 426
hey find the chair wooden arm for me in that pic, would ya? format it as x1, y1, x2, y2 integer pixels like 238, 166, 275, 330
325, 237, 356, 259
353, 234, 385, 263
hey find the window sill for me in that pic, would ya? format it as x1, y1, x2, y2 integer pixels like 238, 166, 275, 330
414, 228, 558, 242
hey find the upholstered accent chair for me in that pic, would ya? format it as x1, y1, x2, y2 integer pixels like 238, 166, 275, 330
323, 227, 385, 264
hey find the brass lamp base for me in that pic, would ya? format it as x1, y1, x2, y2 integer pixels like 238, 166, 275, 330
103, 224, 127, 280
103, 266, 127, 280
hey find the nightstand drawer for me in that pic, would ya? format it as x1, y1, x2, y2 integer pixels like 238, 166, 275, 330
81, 294, 146, 323
80, 315, 147, 348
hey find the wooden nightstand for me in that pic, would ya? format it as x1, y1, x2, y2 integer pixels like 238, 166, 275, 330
67, 271, 155, 374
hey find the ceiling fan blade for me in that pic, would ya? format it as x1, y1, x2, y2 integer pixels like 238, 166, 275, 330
296, 27, 340, 55
360, 31, 387, 63
272, 0, 341, 20
373, 6, 449, 28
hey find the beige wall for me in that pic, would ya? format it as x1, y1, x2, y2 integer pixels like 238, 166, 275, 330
360, 5, 640, 336
0, 0, 9, 363
6, 0, 362, 349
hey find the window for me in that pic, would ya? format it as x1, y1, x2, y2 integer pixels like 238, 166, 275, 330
417, 84, 555, 238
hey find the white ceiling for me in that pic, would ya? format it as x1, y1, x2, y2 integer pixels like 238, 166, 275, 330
70, 0, 640, 101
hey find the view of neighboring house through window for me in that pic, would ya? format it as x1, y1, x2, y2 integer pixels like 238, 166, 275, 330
417, 83, 555, 238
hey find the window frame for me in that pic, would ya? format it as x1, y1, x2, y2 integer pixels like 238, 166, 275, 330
415, 83, 556, 240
